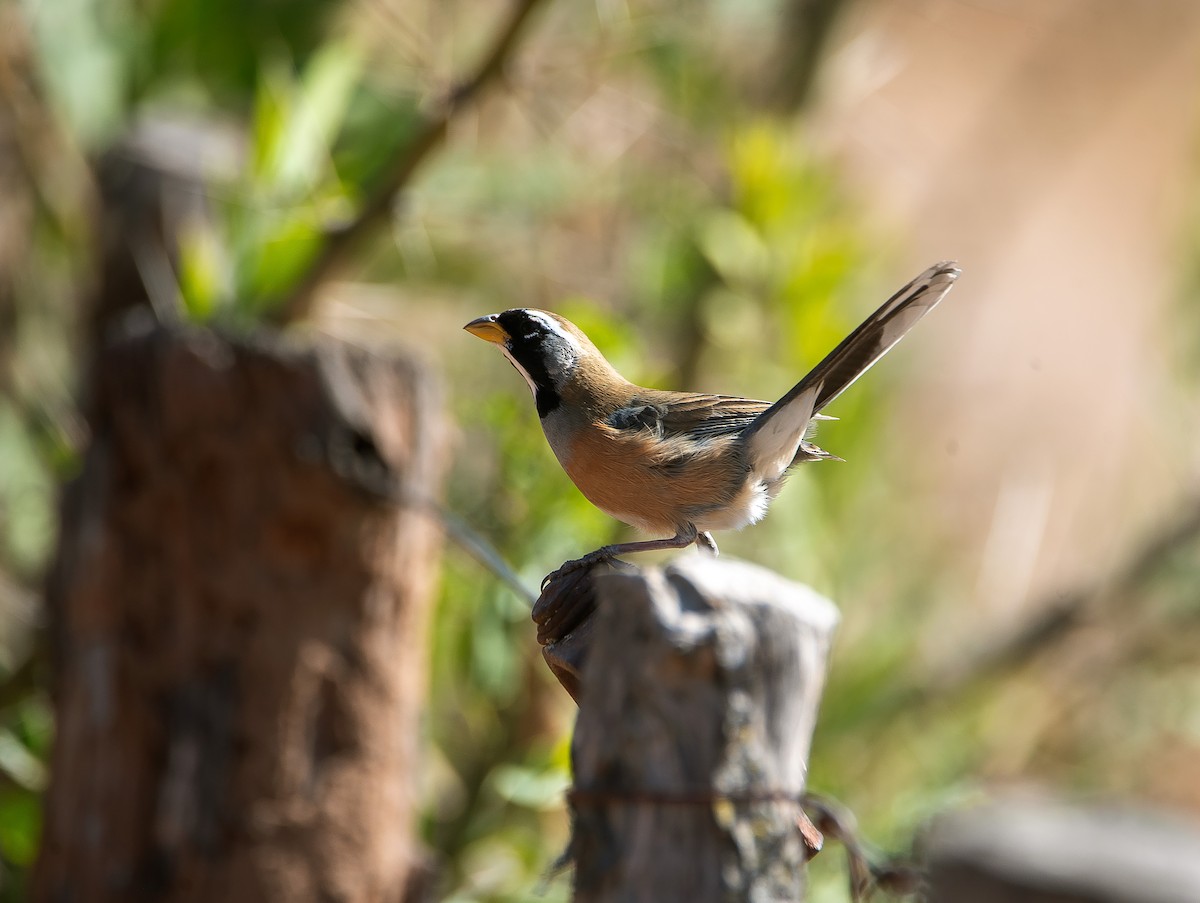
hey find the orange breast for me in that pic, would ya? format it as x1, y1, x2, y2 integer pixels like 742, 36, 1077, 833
554, 422, 747, 536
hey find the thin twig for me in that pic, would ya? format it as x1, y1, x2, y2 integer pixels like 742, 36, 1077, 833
270, 0, 551, 324
344, 467, 539, 606
424, 501, 539, 607
801, 792, 924, 901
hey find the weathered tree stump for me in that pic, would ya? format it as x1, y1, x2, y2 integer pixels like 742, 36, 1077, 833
567, 556, 839, 902
34, 320, 445, 902
925, 796, 1200, 903
533, 563, 608, 703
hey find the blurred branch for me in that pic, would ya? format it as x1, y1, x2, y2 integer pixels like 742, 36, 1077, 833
667, 240, 721, 391
904, 497, 1200, 710
318, 443, 539, 605
939, 498, 1200, 688
418, 499, 538, 607
768, 0, 852, 112
0, 5, 93, 246
271, 0, 551, 324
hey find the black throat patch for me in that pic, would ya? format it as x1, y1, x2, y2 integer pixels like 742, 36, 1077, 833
534, 387, 561, 418
498, 311, 565, 418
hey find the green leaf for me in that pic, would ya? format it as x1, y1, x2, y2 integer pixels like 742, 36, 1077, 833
0, 732, 44, 793
489, 763, 570, 811
178, 219, 231, 321
0, 787, 41, 866
239, 216, 324, 304
249, 42, 364, 196
273, 42, 364, 195
696, 209, 770, 291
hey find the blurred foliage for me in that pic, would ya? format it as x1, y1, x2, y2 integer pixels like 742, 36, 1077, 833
0, 0, 1197, 900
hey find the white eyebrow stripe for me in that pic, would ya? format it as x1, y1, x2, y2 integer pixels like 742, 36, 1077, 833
525, 310, 581, 353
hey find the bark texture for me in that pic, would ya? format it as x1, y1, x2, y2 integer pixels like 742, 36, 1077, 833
35, 320, 445, 902
569, 556, 839, 902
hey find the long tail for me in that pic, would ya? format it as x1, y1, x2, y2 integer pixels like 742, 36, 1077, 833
801, 260, 960, 414
743, 261, 960, 481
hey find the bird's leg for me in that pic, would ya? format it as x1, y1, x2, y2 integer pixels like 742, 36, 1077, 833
697, 531, 719, 556
542, 526, 699, 589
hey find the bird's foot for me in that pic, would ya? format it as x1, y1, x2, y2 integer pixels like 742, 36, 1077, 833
541, 548, 628, 590
697, 531, 719, 556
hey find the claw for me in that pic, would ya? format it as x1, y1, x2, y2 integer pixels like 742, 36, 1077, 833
542, 548, 618, 590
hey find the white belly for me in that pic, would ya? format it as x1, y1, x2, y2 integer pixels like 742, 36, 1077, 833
690, 479, 772, 534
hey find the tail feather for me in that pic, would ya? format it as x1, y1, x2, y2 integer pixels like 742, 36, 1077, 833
803, 261, 960, 414
741, 261, 960, 478
743, 382, 822, 484
798, 441, 843, 463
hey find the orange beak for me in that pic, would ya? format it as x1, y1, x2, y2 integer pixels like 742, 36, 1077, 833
464, 315, 509, 345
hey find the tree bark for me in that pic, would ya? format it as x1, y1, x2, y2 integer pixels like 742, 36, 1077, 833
568, 557, 839, 902
34, 320, 445, 902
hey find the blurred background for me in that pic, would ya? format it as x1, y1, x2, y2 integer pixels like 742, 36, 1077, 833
2, 0, 1200, 899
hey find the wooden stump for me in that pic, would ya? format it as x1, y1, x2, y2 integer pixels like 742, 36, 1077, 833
925, 796, 1200, 903
34, 320, 445, 902
568, 556, 839, 902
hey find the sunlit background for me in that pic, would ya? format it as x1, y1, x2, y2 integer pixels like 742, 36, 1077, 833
2, 0, 1199, 899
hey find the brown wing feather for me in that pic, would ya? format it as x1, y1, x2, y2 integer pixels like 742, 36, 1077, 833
662, 395, 771, 440
609, 392, 771, 442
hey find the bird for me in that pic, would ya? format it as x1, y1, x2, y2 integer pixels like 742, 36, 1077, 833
465, 261, 960, 583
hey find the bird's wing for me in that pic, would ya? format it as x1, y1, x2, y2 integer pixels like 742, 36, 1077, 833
660, 394, 773, 441
606, 393, 770, 442
741, 261, 960, 482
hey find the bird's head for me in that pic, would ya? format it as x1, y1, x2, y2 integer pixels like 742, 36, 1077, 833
465, 309, 618, 417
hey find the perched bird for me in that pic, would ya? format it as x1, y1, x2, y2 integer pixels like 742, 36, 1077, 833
465, 261, 960, 580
